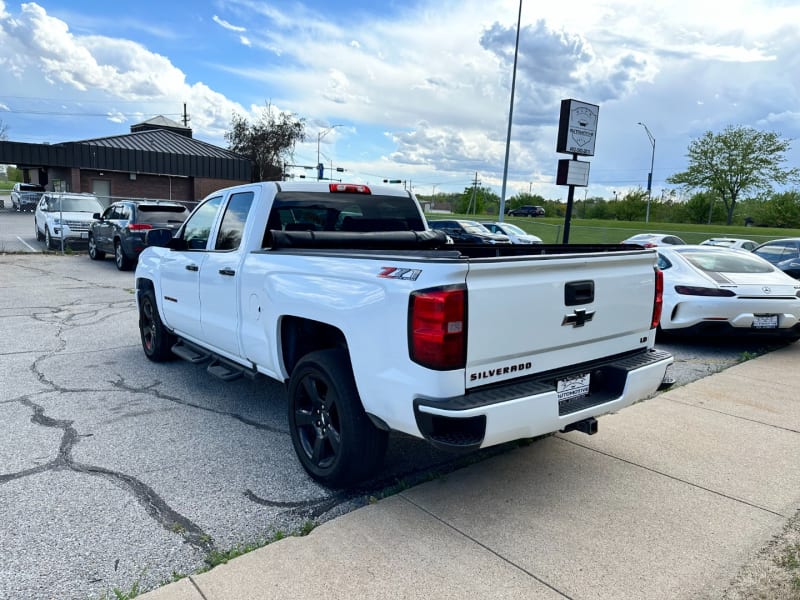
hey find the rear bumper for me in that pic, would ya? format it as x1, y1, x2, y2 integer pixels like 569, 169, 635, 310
413, 348, 673, 451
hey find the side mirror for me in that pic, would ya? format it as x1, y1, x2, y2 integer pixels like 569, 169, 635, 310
145, 228, 176, 248
92, 212, 101, 219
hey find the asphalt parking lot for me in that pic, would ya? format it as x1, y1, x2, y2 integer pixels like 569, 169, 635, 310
0, 201, 793, 599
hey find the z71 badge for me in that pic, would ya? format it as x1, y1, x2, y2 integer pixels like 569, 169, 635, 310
378, 267, 422, 281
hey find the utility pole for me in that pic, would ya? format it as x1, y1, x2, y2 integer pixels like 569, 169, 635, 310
638, 122, 656, 223
182, 103, 190, 127
498, 0, 522, 222
469, 172, 480, 214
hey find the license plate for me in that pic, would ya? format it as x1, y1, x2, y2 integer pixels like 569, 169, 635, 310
80, 232, 88, 239
752, 314, 778, 329
557, 373, 590, 401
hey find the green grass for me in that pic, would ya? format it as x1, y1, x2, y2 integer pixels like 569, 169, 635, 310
431, 213, 800, 245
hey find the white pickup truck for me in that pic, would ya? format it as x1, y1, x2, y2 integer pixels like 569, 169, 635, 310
135, 181, 673, 487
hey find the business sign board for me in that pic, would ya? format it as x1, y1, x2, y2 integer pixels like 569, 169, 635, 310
556, 99, 599, 156
556, 159, 590, 187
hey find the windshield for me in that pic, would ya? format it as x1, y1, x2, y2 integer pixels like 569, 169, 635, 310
46, 196, 103, 213
502, 223, 526, 235
460, 221, 491, 234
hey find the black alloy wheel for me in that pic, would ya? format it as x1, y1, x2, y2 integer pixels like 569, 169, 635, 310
288, 349, 388, 487
138, 288, 175, 362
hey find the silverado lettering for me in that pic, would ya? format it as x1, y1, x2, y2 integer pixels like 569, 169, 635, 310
135, 181, 672, 488
470, 362, 533, 381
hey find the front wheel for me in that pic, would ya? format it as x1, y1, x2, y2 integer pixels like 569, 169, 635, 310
138, 288, 176, 362
45, 227, 57, 250
288, 349, 388, 488
35, 223, 44, 242
88, 234, 106, 260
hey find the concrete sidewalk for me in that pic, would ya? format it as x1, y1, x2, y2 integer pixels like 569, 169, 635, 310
139, 344, 800, 600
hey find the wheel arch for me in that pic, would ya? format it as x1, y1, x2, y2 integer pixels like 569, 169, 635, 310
280, 316, 348, 377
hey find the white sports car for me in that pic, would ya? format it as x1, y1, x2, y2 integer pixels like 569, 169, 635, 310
656, 245, 800, 340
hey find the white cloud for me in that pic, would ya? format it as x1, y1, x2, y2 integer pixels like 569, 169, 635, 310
213, 15, 246, 33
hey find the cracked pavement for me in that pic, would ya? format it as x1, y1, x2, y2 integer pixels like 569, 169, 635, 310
0, 253, 789, 599
0, 254, 469, 599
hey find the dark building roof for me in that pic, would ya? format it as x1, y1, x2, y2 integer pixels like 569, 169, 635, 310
78, 129, 243, 161
0, 125, 252, 181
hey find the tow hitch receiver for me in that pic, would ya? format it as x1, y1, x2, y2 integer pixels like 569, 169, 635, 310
560, 417, 598, 435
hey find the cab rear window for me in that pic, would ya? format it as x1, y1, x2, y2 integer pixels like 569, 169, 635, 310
269, 192, 425, 232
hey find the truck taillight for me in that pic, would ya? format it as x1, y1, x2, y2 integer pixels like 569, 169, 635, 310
409, 285, 467, 370
652, 268, 664, 329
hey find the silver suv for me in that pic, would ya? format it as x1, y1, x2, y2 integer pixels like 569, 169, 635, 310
34, 192, 105, 249
11, 183, 45, 212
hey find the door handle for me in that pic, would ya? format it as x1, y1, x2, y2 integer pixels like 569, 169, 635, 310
219, 267, 236, 276
185, 264, 199, 272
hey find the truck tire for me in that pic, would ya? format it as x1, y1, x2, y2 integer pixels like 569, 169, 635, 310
288, 349, 388, 487
138, 288, 176, 362
88, 234, 106, 260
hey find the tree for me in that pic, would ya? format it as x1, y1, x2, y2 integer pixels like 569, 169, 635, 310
224, 103, 305, 181
667, 125, 800, 225
614, 189, 648, 221
456, 185, 499, 214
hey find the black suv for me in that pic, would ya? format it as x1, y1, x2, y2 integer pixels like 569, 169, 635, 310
429, 219, 511, 245
507, 205, 545, 217
88, 200, 190, 270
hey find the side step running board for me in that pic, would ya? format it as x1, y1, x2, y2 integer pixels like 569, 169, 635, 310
171, 340, 257, 382
171, 341, 210, 363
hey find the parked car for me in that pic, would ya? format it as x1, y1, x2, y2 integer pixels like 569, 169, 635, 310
507, 205, 545, 217
480, 221, 542, 244
621, 233, 686, 247
10, 183, 45, 212
88, 200, 190, 270
700, 237, 758, 251
751, 238, 800, 279
656, 244, 800, 340
428, 219, 512, 245
34, 192, 104, 250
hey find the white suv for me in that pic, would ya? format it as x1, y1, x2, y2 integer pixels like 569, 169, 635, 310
35, 192, 105, 250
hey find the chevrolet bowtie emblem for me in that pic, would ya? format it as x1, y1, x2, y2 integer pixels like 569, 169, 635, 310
562, 308, 595, 327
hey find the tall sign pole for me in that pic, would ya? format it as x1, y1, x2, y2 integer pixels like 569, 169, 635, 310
555, 99, 599, 243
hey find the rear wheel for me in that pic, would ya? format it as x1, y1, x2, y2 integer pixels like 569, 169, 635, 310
115, 240, 134, 271
288, 349, 388, 487
88, 234, 106, 260
138, 288, 176, 361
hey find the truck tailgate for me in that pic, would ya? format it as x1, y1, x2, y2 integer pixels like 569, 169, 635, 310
464, 249, 657, 389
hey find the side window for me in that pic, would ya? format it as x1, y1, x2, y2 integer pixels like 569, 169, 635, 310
183, 196, 223, 250
101, 206, 115, 219
657, 254, 672, 270
215, 191, 254, 251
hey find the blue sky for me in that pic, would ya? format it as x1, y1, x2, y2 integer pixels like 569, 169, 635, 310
1, 0, 799, 200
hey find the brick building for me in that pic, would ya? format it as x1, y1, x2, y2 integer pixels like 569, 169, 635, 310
0, 116, 252, 205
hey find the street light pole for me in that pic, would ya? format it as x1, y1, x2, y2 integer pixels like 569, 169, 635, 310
317, 124, 342, 180
638, 122, 656, 223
